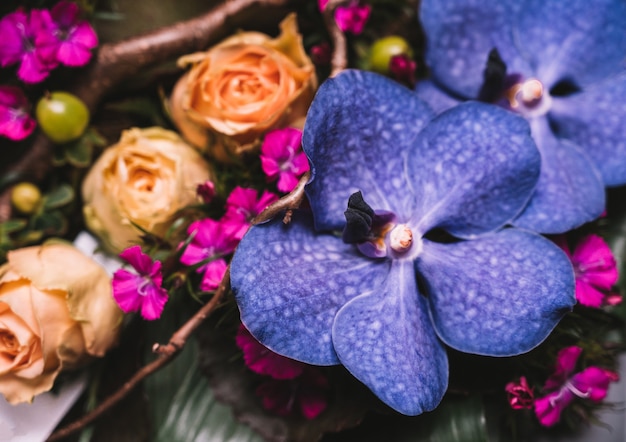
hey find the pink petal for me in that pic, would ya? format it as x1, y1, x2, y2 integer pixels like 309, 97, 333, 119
219, 215, 250, 241
277, 171, 299, 193
0, 11, 28, 66
261, 129, 291, 161
51, 1, 80, 28
534, 390, 573, 427
572, 235, 618, 288
226, 187, 259, 214
119, 245, 154, 275
318, 0, 329, 11
544, 346, 582, 391
139, 284, 169, 320
112, 269, 144, 313
236, 324, 304, 379
56, 40, 92, 67
292, 151, 310, 175
179, 242, 211, 268
68, 21, 98, 49
299, 389, 327, 419
254, 190, 280, 213
0, 108, 36, 140
17, 52, 51, 83
260, 154, 281, 181
575, 280, 609, 308
200, 259, 228, 291
335, 4, 371, 35
571, 367, 619, 402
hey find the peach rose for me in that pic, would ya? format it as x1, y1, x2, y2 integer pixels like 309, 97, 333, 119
169, 13, 317, 163
82, 126, 213, 254
0, 243, 122, 404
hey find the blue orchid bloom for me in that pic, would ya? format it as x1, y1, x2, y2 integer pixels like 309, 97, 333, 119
231, 70, 575, 415
418, 0, 626, 234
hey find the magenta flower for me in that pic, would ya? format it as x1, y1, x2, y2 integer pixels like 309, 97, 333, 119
256, 369, 329, 419
179, 218, 239, 291
318, 0, 371, 35
260, 128, 309, 193
48, 1, 98, 67
534, 346, 619, 427
112, 245, 169, 320
505, 376, 534, 410
0, 86, 36, 140
310, 42, 331, 66
236, 324, 305, 380
0, 8, 58, 83
221, 187, 279, 240
196, 180, 216, 204
556, 234, 620, 308
390, 54, 417, 87
236, 324, 329, 419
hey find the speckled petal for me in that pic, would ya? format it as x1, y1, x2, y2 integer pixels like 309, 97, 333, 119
549, 73, 626, 186
420, 0, 527, 99
407, 102, 539, 238
515, 0, 626, 88
303, 69, 434, 231
417, 229, 575, 356
231, 211, 390, 365
332, 260, 448, 415
513, 118, 605, 233
414, 79, 461, 115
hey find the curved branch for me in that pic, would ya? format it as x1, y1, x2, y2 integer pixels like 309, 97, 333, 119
322, 0, 348, 77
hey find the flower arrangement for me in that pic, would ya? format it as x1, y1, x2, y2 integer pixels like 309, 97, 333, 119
0, 0, 625, 441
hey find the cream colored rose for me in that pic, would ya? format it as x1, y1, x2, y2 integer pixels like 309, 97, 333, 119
82, 126, 213, 254
0, 243, 122, 404
169, 13, 317, 163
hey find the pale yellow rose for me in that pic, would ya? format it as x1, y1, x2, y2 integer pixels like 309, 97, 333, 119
169, 13, 317, 163
0, 243, 122, 404
82, 126, 213, 254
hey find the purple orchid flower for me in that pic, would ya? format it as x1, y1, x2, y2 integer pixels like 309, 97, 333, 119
534, 346, 619, 426
0, 8, 58, 83
0, 85, 36, 140
112, 245, 169, 320
48, 1, 98, 67
417, 0, 626, 234
231, 70, 575, 415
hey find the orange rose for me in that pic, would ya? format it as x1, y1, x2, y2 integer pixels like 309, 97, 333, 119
0, 243, 122, 404
169, 13, 317, 162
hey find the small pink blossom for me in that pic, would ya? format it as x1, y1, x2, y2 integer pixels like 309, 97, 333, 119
236, 324, 305, 380
318, 0, 371, 35
310, 42, 331, 66
256, 369, 329, 419
390, 54, 417, 87
196, 180, 216, 204
48, 1, 98, 67
534, 346, 619, 427
179, 218, 239, 291
221, 187, 279, 240
0, 8, 58, 83
261, 128, 309, 193
0, 86, 36, 140
112, 245, 169, 320
556, 234, 620, 307
505, 376, 534, 410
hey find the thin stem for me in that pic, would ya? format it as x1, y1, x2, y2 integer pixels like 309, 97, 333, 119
323, 0, 348, 77
252, 170, 311, 225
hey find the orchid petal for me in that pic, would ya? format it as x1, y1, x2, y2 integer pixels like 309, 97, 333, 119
407, 102, 539, 237
420, 0, 527, 99
303, 69, 434, 230
414, 79, 461, 115
332, 260, 448, 415
550, 73, 626, 186
512, 118, 605, 233
418, 229, 575, 356
515, 0, 626, 88
231, 211, 390, 365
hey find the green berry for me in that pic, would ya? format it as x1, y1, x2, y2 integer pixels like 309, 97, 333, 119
11, 182, 42, 215
368, 36, 414, 74
36, 92, 90, 144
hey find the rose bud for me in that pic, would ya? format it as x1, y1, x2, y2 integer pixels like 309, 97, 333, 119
82, 127, 213, 254
169, 13, 317, 163
0, 242, 123, 404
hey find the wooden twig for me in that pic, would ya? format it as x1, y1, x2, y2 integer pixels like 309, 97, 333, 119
252, 170, 311, 225
322, 0, 348, 77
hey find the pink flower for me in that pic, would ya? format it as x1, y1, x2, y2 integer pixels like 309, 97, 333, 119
310, 42, 331, 66
221, 187, 279, 240
0, 86, 36, 140
318, 0, 371, 35
236, 324, 329, 419
556, 234, 620, 307
390, 54, 417, 87
0, 8, 58, 83
48, 1, 98, 67
196, 180, 216, 204
256, 369, 329, 419
112, 245, 169, 320
505, 376, 534, 410
236, 324, 305, 380
179, 218, 239, 291
260, 128, 309, 193
534, 346, 619, 427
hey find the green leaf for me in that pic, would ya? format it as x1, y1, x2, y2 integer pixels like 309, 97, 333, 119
1, 219, 27, 234
32, 210, 67, 235
426, 395, 489, 442
65, 137, 94, 168
43, 184, 75, 210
